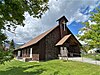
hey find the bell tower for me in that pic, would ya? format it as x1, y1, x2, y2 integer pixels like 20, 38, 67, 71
57, 16, 68, 38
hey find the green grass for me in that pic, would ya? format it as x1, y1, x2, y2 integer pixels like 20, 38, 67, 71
0, 59, 100, 75
83, 53, 100, 61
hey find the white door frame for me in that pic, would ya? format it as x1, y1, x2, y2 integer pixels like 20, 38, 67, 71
30, 48, 32, 58
18, 51, 21, 57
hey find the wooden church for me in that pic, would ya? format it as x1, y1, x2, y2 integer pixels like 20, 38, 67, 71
14, 16, 81, 61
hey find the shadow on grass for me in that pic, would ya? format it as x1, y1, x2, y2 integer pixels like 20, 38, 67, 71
0, 65, 46, 75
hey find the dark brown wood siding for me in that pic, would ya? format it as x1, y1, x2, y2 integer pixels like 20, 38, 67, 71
45, 26, 61, 60
62, 36, 81, 56
31, 44, 40, 61
38, 38, 46, 61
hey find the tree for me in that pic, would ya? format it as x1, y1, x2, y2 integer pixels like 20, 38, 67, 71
0, 0, 49, 26
78, 8, 100, 50
0, 0, 49, 64
9, 39, 15, 49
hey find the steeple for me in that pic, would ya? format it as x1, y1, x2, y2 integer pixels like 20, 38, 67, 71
57, 16, 68, 25
57, 16, 68, 38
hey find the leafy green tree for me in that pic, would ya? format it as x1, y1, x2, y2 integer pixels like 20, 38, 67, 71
0, 47, 14, 64
0, 0, 49, 64
9, 39, 15, 49
0, 0, 48, 26
78, 8, 100, 50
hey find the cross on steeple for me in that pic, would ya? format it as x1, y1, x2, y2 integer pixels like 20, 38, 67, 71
57, 16, 68, 38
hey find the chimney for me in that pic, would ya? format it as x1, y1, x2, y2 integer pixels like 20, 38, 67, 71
57, 16, 68, 38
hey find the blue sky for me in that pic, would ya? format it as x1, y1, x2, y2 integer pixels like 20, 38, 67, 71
6, 0, 100, 44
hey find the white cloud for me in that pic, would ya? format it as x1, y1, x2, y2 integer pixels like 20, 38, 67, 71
74, 9, 90, 22
88, 20, 96, 25
6, 0, 100, 43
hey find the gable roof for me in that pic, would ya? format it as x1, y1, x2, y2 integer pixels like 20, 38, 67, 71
56, 34, 71, 46
17, 26, 81, 50
19, 25, 59, 49
57, 16, 68, 22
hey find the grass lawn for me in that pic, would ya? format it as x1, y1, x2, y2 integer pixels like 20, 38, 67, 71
0, 59, 100, 75
83, 53, 100, 61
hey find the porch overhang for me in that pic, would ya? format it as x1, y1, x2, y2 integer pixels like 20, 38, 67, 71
55, 34, 71, 46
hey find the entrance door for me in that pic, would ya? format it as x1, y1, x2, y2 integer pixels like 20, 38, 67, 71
60, 47, 68, 57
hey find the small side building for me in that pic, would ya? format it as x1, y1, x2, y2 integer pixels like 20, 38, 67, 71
14, 16, 81, 61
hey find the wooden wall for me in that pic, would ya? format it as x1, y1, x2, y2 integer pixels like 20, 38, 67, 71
38, 38, 46, 61
45, 26, 61, 60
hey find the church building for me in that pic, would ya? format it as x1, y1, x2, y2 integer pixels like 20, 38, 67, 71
14, 16, 81, 61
